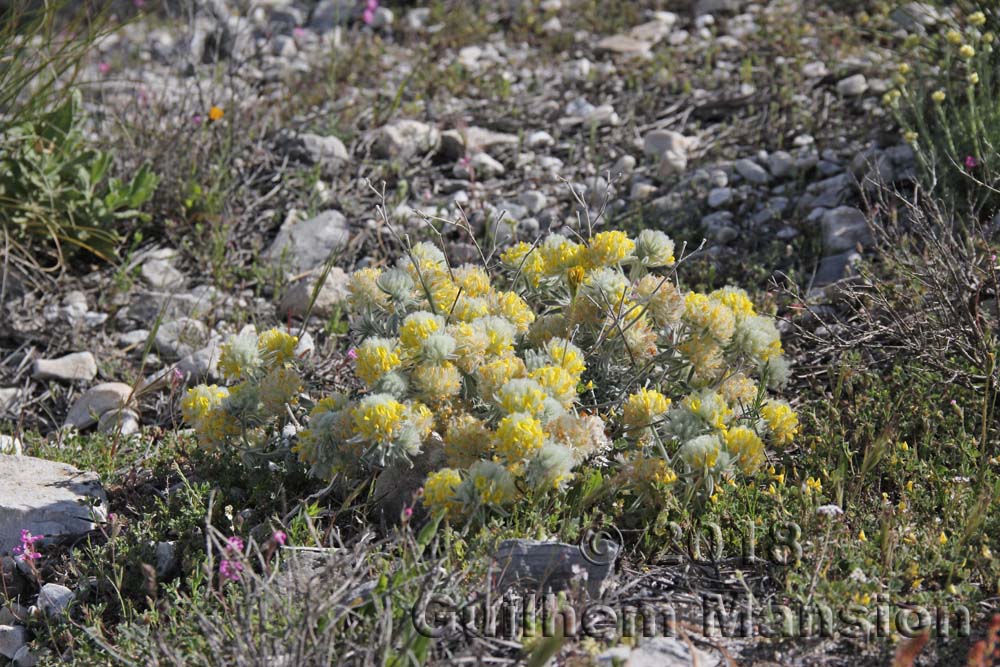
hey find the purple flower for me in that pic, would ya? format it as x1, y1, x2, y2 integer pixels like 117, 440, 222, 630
219, 536, 246, 582
98, 62, 111, 75
965, 155, 979, 169
219, 559, 243, 581
192, 114, 203, 126
272, 530, 287, 546
12, 529, 42, 561
363, 0, 378, 24
347, 347, 358, 360
133, 0, 145, 7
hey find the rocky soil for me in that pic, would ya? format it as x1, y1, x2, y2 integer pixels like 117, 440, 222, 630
0, 1, 950, 665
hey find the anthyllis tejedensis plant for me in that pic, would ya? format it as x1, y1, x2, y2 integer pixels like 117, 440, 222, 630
285, 228, 798, 519
181, 327, 303, 453
181, 230, 797, 522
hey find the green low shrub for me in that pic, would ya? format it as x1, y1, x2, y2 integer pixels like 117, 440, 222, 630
0, 92, 158, 265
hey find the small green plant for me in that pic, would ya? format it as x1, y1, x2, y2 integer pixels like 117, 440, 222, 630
0, 92, 158, 267
887, 3, 1000, 219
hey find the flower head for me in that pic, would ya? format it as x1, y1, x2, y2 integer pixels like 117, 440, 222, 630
355, 337, 402, 385
633, 229, 676, 267
208, 105, 224, 121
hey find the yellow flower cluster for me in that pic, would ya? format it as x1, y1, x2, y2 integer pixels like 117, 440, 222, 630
298, 231, 798, 520
183, 328, 302, 450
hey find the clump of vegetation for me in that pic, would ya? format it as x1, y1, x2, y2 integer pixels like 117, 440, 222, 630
183, 230, 798, 525
888, 4, 1000, 218
0, 92, 157, 268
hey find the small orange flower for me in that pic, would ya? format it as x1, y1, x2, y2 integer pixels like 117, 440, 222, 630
208, 106, 224, 121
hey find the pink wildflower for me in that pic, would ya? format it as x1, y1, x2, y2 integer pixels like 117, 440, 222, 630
965, 155, 979, 169
219, 559, 243, 581
12, 529, 42, 561
272, 530, 287, 546
98, 62, 111, 75
363, 0, 378, 24
219, 535, 246, 582
347, 347, 358, 360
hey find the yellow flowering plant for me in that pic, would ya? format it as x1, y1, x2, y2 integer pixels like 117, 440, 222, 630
285, 227, 798, 522
181, 327, 302, 452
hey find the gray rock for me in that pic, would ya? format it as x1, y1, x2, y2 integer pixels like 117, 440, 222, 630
0, 388, 19, 416
64, 382, 136, 430
371, 119, 440, 159
265, 210, 351, 273
815, 250, 862, 286
0, 455, 107, 556
526, 130, 554, 149
439, 127, 518, 161
118, 330, 150, 348
97, 409, 140, 437
643, 129, 697, 160
310, 0, 356, 31
61, 291, 88, 322
155, 541, 178, 578
269, 5, 305, 29
707, 187, 733, 208
715, 225, 739, 243
118, 287, 228, 324
612, 637, 720, 667
0, 436, 21, 456
890, 2, 939, 33
596, 34, 653, 56
174, 340, 222, 382
701, 210, 734, 233
630, 17, 675, 43
0, 625, 28, 660
630, 182, 658, 201
767, 150, 797, 178
695, 0, 742, 14
138, 247, 185, 289
734, 158, 771, 184
612, 154, 636, 175
802, 61, 828, 78
405, 7, 430, 30
13, 644, 37, 667
493, 538, 618, 599
708, 168, 728, 188
32, 352, 97, 383
37, 583, 73, 617
370, 7, 393, 28
454, 152, 505, 179
272, 34, 297, 57
299, 132, 349, 166
154, 318, 210, 360
277, 267, 351, 319
822, 206, 871, 253
519, 191, 548, 214
836, 74, 868, 97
